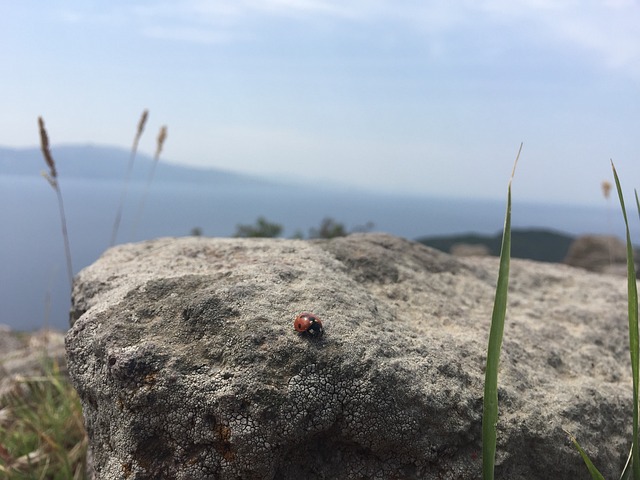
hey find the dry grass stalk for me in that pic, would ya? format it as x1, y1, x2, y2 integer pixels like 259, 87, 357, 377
602, 179, 614, 264
131, 125, 168, 239
155, 125, 167, 158
38, 117, 74, 289
137, 110, 149, 141
38, 117, 57, 180
109, 109, 149, 246
10, 447, 47, 470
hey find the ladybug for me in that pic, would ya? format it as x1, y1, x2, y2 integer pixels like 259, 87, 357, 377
294, 312, 324, 338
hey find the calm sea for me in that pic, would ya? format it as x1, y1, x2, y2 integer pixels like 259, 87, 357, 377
0, 175, 629, 330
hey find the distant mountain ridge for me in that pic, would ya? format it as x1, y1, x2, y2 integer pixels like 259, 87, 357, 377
0, 144, 276, 187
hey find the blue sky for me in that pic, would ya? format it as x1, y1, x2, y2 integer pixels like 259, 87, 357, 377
2, 1, 639, 205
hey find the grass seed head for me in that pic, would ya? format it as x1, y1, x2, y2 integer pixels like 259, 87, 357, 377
137, 109, 149, 138
155, 125, 167, 159
38, 117, 57, 179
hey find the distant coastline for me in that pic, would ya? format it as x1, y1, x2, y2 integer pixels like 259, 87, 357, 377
0, 144, 276, 187
0, 144, 633, 330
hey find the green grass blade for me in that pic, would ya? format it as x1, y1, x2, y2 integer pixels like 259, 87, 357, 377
622, 447, 634, 480
627, 188, 640, 480
612, 161, 640, 480
566, 430, 606, 480
482, 143, 522, 480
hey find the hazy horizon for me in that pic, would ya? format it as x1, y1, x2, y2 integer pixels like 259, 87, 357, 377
0, 142, 629, 209
3, 2, 640, 207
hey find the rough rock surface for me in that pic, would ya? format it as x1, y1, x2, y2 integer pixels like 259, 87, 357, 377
67, 233, 634, 479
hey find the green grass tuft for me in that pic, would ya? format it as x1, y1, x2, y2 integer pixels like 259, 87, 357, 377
613, 162, 640, 480
0, 357, 88, 479
568, 162, 640, 479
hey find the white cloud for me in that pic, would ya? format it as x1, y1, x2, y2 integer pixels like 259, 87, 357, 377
550, 10, 640, 70
133, 1, 243, 24
470, 0, 640, 74
59, 1, 640, 76
142, 25, 239, 44
131, 0, 362, 26
244, 0, 360, 18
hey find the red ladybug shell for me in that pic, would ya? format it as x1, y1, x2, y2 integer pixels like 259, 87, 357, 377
294, 312, 323, 337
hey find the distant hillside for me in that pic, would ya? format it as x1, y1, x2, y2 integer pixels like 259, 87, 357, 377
0, 144, 276, 187
417, 229, 575, 263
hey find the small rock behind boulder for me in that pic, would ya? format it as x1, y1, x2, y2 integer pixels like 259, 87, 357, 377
563, 234, 628, 273
1, 327, 66, 399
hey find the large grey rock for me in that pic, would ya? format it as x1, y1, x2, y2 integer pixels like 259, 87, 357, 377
66, 233, 633, 479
